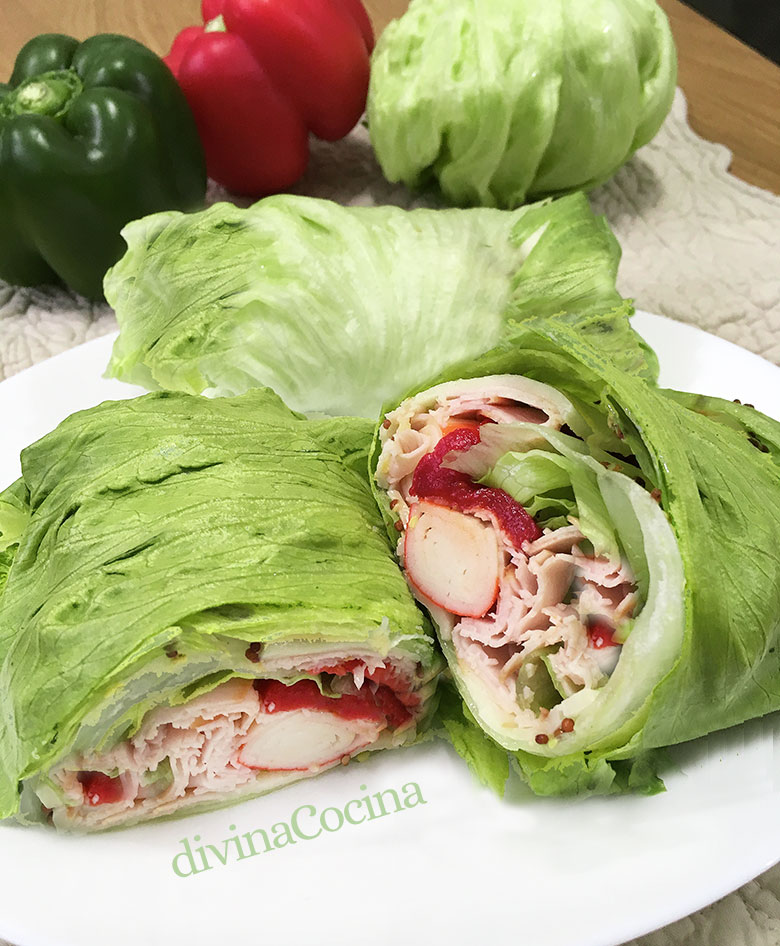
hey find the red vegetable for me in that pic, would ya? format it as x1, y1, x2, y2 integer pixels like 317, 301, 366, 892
588, 619, 619, 649
165, 0, 374, 195
77, 771, 125, 807
253, 678, 412, 729
411, 427, 543, 549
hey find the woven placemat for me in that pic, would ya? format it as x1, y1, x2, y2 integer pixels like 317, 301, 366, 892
1, 88, 779, 946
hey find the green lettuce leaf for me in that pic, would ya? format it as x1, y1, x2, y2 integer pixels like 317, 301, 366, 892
0, 547, 15, 600
664, 389, 780, 467
0, 388, 441, 820
436, 683, 509, 796
513, 749, 665, 797
481, 446, 621, 561
0, 478, 30, 552
367, 0, 677, 207
104, 192, 648, 419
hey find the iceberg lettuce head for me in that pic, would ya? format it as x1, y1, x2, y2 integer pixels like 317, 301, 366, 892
368, 0, 677, 208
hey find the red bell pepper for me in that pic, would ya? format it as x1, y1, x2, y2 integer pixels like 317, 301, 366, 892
165, 0, 374, 196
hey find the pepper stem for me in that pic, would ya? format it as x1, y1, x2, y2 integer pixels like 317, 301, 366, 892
4, 70, 83, 120
204, 14, 227, 32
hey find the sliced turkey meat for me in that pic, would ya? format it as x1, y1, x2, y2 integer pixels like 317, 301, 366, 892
376, 377, 639, 744
40, 659, 424, 831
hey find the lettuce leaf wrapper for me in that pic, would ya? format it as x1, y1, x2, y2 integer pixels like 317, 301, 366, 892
104, 192, 652, 419
436, 683, 510, 796
371, 311, 780, 795
0, 389, 441, 828
367, 0, 676, 208
664, 389, 780, 467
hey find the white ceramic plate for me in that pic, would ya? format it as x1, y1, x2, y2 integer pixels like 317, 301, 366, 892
1, 313, 779, 946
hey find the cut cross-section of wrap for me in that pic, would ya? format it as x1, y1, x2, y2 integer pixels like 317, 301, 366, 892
375, 374, 684, 770
0, 389, 441, 831
374, 309, 780, 797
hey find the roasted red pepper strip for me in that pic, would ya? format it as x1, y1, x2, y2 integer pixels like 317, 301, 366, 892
253, 678, 412, 729
165, 0, 374, 195
587, 619, 620, 649
411, 427, 543, 548
77, 771, 125, 806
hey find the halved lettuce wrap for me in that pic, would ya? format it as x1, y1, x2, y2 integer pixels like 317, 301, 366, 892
371, 311, 780, 795
0, 389, 441, 830
104, 191, 654, 418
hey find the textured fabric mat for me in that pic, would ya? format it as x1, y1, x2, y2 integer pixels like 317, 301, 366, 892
1, 89, 779, 946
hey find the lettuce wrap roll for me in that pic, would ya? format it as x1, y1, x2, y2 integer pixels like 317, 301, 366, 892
0, 389, 441, 830
103, 191, 650, 418
372, 311, 780, 795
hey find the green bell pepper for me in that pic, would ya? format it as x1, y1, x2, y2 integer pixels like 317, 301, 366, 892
0, 33, 207, 299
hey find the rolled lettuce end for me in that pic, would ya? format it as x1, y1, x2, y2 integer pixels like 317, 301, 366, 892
103, 191, 636, 420
104, 197, 525, 417
493, 313, 780, 749
373, 374, 685, 795
0, 388, 442, 830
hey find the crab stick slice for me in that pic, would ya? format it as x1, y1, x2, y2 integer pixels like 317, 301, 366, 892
238, 680, 385, 771
404, 501, 501, 618
237, 711, 381, 771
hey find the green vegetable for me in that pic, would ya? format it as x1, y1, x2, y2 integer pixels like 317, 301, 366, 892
437, 684, 510, 795
104, 191, 650, 417
0, 389, 441, 827
0, 33, 206, 299
664, 390, 780, 467
516, 647, 563, 713
367, 0, 677, 208
507, 316, 780, 753
485, 448, 623, 561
